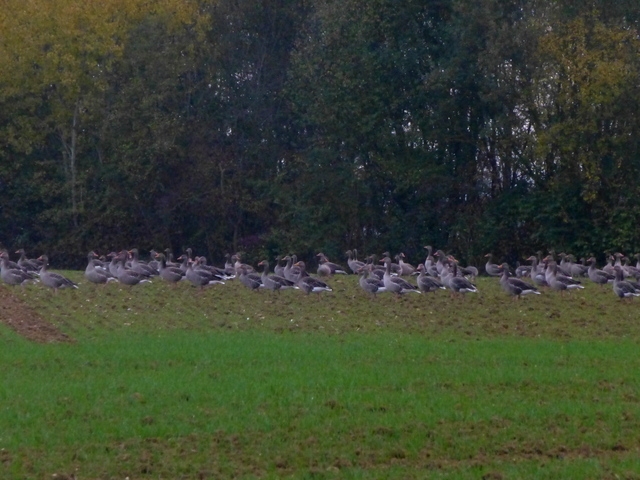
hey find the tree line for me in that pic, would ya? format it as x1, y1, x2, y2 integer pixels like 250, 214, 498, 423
1, 0, 640, 268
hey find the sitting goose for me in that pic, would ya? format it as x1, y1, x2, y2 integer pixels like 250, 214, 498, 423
397, 253, 416, 276
185, 259, 224, 288
155, 253, 185, 284
258, 260, 296, 293
613, 266, 640, 300
38, 255, 78, 292
195, 256, 234, 280
238, 265, 263, 291
381, 257, 420, 297
85, 251, 117, 285
15, 249, 40, 273
444, 258, 478, 296
0, 252, 38, 286
484, 253, 502, 277
587, 257, 615, 286
415, 264, 445, 293
499, 263, 540, 299
316, 253, 348, 276
346, 250, 365, 274
546, 262, 584, 294
114, 253, 152, 286
233, 253, 255, 274
294, 269, 333, 296
358, 265, 387, 298
128, 248, 158, 277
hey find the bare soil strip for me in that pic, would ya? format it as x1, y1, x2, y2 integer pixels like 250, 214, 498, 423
0, 287, 72, 343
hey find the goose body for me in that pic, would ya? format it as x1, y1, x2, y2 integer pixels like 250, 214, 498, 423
613, 266, 640, 299
381, 258, 420, 296
499, 263, 540, 299
38, 255, 78, 292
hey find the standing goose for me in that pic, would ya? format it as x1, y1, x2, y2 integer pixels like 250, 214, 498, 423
38, 255, 79, 292
283, 255, 303, 283
415, 264, 445, 293
274, 256, 286, 278
381, 252, 403, 275
526, 255, 549, 287
346, 250, 365, 274
294, 261, 332, 295
381, 257, 420, 297
499, 263, 540, 299
85, 251, 117, 285
484, 253, 502, 277
258, 260, 296, 293
613, 266, 640, 300
358, 265, 387, 298
0, 252, 38, 286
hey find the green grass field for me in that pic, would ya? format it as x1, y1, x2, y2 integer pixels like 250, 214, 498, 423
1, 273, 640, 478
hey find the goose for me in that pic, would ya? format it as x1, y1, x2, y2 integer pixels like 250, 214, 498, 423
587, 257, 615, 286
444, 258, 478, 296
346, 250, 365, 274
115, 253, 152, 286
283, 255, 303, 283
381, 257, 420, 297
515, 262, 531, 278
258, 260, 296, 293
546, 262, 583, 294
381, 252, 403, 275
397, 253, 416, 276
622, 257, 640, 281
0, 252, 38, 286
484, 253, 502, 276
293, 261, 332, 295
526, 255, 549, 287
415, 264, 445, 293
155, 253, 185, 284
364, 255, 386, 280
613, 266, 640, 300
233, 253, 255, 274
274, 256, 286, 277
185, 259, 225, 288
499, 263, 540, 299
15, 249, 40, 272
357, 265, 387, 298
602, 255, 616, 276
316, 253, 348, 276
238, 265, 263, 291
568, 255, 589, 278
37, 255, 78, 292
129, 248, 158, 277
195, 256, 234, 280
85, 251, 117, 285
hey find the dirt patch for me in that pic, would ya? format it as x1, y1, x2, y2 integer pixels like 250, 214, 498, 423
0, 287, 73, 343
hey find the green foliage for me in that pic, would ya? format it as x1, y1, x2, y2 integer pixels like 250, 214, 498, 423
1, 0, 640, 263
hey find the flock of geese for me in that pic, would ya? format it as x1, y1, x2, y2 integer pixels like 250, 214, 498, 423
0, 246, 638, 300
